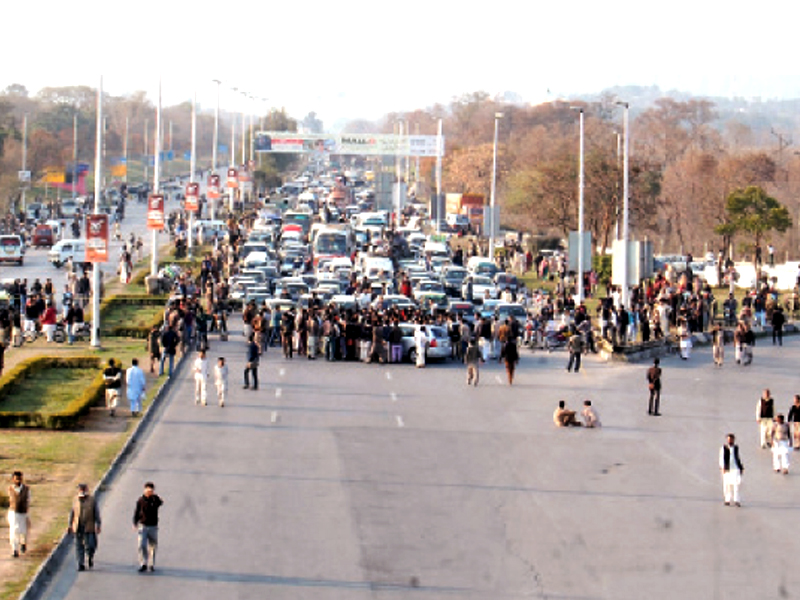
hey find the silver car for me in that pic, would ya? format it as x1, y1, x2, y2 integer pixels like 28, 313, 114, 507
399, 323, 451, 363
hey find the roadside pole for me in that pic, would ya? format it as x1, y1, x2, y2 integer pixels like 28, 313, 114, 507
90, 78, 103, 348
151, 80, 162, 277
188, 91, 196, 259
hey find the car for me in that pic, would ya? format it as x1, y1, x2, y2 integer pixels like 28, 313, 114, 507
462, 275, 498, 301
274, 277, 310, 301
412, 279, 445, 301
399, 323, 451, 363
448, 300, 477, 323
417, 291, 449, 313
494, 273, 519, 293
32, 224, 55, 248
495, 302, 527, 323
61, 200, 79, 218
229, 277, 259, 300
479, 299, 504, 319
441, 266, 468, 296
372, 294, 417, 311
329, 294, 358, 311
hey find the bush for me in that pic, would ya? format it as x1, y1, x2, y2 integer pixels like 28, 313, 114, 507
593, 255, 612, 286
99, 295, 166, 339
0, 356, 107, 429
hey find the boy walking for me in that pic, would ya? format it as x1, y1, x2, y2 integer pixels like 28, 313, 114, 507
194, 350, 208, 406
215, 357, 228, 407
465, 337, 483, 386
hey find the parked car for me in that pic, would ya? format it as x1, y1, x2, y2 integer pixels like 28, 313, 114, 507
399, 323, 451, 363
494, 273, 519, 294
462, 275, 498, 301
32, 224, 55, 248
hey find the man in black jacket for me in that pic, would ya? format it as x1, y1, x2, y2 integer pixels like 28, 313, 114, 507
159, 326, 179, 377
132, 482, 163, 572
719, 434, 744, 507
244, 334, 259, 390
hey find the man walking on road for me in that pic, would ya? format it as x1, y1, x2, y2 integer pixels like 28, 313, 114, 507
132, 482, 163, 572
244, 335, 259, 390
103, 359, 123, 418
215, 357, 228, 407
68, 484, 101, 571
566, 332, 583, 373
7, 471, 30, 558
194, 349, 208, 406
756, 389, 775, 449
126, 358, 146, 417
159, 325, 179, 377
720, 433, 744, 506
647, 358, 662, 416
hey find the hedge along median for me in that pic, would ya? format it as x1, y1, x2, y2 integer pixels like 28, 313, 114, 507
97, 294, 167, 339
0, 356, 108, 429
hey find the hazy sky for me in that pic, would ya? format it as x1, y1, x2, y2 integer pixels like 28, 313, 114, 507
2, 0, 795, 127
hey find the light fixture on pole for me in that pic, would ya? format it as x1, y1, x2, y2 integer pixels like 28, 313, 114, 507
150, 79, 162, 278
616, 101, 630, 308
488, 112, 503, 258
211, 79, 221, 220
90, 77, 103, 348
435, 118, 443, 234
188, 91, 197, 259
570, 106, 585, 304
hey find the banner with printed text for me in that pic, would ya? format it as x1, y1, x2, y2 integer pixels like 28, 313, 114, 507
85, 214, 109, 263
147, 194, 165, 230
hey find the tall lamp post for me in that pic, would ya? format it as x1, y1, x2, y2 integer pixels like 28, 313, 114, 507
571, 106, 585, 304
488, 112, 503, 258
150, 80, 162, 278
188, 91, 196, 259
90, 78, 103, 348
211, 79, 221, 220
616, 101, 630, 308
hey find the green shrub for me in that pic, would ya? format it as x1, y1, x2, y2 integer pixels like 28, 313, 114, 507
0, 356, 107, 429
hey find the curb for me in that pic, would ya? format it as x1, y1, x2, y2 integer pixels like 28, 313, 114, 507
18, 352, 188, 600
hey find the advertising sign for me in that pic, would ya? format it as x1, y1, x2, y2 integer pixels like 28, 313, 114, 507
255, 132, 445, 157
147, 194, 165, 230
226, 168, 238, 188
185, 182, 199, 212
207, 174, 221, 199
85, 214, 109, 263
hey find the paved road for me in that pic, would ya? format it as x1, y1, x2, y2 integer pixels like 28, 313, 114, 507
38, 334, 800, 600
4, 199, 176, 289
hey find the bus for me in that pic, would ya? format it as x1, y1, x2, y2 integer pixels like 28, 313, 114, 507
312, 227, 352, 267
282, 210, 312, 238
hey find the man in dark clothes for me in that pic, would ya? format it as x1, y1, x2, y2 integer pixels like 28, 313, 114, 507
647, 357, 662, 416
132, 482, 163, 572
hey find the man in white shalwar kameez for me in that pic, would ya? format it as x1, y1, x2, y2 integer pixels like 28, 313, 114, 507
719, 434, 744, 507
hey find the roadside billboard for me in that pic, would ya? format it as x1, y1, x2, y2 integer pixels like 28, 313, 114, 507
147, 194, 165, 230
255, 132, 445, 157
85, 214, 109, 263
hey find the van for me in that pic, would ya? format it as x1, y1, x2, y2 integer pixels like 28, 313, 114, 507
0, 235, 24, 265
49, 239, 87, 268
32, 225, 55, 248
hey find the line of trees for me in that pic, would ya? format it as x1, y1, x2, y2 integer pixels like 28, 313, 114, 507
355, 91, 800, 260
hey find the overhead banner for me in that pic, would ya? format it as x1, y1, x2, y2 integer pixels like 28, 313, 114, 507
207, 174, 221, 199
227, 168, 238, 188
85, 214, 109, 263
255, 132, 445, 157
147, 194, 165, 230
185, 182, 199, 212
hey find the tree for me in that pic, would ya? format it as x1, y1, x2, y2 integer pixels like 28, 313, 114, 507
714, 186, 791, 264
301, 112, 323, 134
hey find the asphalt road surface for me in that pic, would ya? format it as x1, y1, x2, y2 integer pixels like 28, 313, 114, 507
5, 200, 172, 288
38, 333, 800, 600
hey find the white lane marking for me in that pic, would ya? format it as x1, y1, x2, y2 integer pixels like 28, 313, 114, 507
386, 372, 392, 380
279, 368, 286, 377
396, 415, 405, 428
495, 375, 502, 384
390, 392, 398, 402
275, 388, 282, 398
271, 411, 279, 424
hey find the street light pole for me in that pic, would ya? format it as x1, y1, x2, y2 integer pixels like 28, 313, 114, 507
489, 112, 503, 258
229, 111, 236, 213
21, 115, 27, 215
617, 101, 631, 308
435, 118, 443, 233
90, 77, 103, 349
571, 107, 586, 304
72, 114, 78, 200
188, 91, 196, 259
211, 79, 221, 220
151, 79, 162, 278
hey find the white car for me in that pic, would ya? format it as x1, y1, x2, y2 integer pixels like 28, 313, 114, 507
413, 279, 445, 301
462, 275, 498, 301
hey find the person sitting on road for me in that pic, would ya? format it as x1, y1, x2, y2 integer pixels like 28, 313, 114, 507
554, 400, 582, 427
581, 400, 601, 428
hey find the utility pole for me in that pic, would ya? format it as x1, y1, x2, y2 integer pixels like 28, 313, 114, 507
72, 114, 78, 200
90, 78, 103, 349
150, 80, 162, 277
21, 115, 28, 215
188, 91, 196, 259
